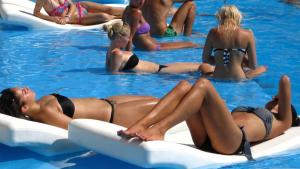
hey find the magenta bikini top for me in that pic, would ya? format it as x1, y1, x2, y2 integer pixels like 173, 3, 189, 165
49, 0, 69, 16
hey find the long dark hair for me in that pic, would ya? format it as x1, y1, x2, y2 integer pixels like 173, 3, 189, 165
0, 88, 30, 120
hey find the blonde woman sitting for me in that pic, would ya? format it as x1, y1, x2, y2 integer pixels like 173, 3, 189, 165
200, 5, 267, 81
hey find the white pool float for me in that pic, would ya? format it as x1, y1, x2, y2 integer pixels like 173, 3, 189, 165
0, 113, 84, 156
0, 0, 125, 30
69, 119, 300, 169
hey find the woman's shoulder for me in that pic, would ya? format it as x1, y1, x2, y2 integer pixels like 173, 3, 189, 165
124, 7, 142, 22
127, 6, 142, 15
37, 0, 50, 6
111, 49, 134, 59
38, 95, 59, 110
206, 28, 219, 40
208, 27, 219, 34
35, 0, 46, 7
39, 94, 56, 103
238, 28, 255, 36
111, 48, 123, 56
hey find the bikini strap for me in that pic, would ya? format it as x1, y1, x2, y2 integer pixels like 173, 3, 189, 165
237, 48, 247, 54
100, 98, 115, 123
213, 48, 231, 66
157, 65, 167, 73
214, 48, 246, 66
76, 2, 83, 24
222, 49, 231, 66
238, 126, 254, 161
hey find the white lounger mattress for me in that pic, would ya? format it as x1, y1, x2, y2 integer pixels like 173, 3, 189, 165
0, 113, 84, 156
69, 119, 300, 169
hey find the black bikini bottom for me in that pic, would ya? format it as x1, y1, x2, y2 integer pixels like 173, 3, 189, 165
200, 127, 254, 160
100, 98, 115, 123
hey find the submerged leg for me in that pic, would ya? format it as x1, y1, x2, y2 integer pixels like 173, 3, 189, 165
159, 41, 200, 50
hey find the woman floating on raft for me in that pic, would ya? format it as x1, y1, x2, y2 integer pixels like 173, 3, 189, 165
119, 75, 299, 160
34, 0, 124, 25
0, 87, 159, 129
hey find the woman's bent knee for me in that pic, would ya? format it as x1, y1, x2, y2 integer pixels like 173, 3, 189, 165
176, 80, 192, 93
194, 78, 211, 89
184, 1, 196, 8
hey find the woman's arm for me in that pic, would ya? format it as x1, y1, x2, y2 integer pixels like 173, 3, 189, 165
202, 29, 214, 64
269, 75, 292, 138
244, 65, 267, 79
33, 0, 60, 23
41, 106, 72, 130
124, 8, 141, 51
246, 29, 257, 69
63, 0, 76, 24
109, 49, 126, 73
277, 75, 292, 127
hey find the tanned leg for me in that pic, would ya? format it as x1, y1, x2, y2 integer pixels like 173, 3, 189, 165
107, 95, 158, 104
136, 78, 243, 154
80, 1, 124, 17
118, 80, 192, 138
169, 1, 196, 36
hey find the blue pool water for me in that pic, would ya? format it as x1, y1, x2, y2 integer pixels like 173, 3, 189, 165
0, 0, 300, 168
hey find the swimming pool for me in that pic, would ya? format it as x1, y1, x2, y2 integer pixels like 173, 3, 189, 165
0, 0, 300, 168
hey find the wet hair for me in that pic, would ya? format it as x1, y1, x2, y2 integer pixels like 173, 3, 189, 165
103, 21, 131, 40
216, 5, 242, 29
291, 104, 300, 127
0, 88, 30, 120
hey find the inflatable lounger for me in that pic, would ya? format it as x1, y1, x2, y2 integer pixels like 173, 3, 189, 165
0, 113, 84, 156
69, 119, 300, 169
0, 0, 125, 30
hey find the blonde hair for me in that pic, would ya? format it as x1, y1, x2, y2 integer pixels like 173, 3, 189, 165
103, 21, 131, 40
216, 5, 242, 29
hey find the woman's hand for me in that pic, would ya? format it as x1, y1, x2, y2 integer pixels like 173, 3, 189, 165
54, 17, 69, 25
53, 17, 63, 24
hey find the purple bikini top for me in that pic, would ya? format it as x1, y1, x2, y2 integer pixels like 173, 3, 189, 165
135, 22, 150, 35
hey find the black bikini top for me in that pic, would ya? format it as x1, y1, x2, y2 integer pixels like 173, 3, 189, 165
123, 53, 139, 70
51, 93, 75, 118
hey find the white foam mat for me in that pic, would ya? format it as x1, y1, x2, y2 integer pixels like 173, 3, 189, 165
69, 119, 300, 169
0, 113, 84, 156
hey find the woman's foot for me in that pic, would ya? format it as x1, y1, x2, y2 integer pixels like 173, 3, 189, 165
136, 126, 165, 141
117, 123, 147, 139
